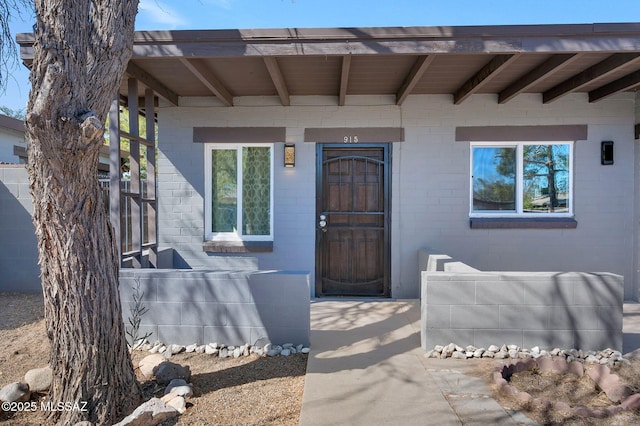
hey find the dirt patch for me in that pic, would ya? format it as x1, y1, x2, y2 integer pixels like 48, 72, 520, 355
0, 292, 44, 331
0, 292, 306, 425
510, 367, 612, 408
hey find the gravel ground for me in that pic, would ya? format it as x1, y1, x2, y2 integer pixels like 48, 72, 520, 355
0, 292, 307, 425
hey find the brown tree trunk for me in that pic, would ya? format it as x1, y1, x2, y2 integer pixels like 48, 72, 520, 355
25, 1, 141, 424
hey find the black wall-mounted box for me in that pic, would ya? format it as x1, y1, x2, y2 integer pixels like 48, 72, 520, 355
601, 141, 614, 165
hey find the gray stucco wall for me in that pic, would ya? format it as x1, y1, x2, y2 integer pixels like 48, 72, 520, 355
421, 270, 624, 352
0, 165, 40, 292
157, 93, 639, 300
120, 268, 310, 346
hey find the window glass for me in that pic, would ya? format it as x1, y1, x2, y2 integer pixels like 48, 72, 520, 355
523, 145, 570, 213
471, 142, 572, 216
206, 144, 273, 240
211, 149, 237, 233
472, 146, 516, 211
242, 146, 271, 235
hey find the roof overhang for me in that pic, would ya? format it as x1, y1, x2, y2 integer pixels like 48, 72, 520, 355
17, 22, 640, 107
0, 113, 25, 132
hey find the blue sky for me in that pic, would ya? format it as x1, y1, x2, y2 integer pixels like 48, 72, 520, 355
2, 0, 640, 112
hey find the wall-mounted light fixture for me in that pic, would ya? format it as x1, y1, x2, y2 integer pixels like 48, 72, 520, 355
601, 141, 614, 165
284, 143, 295, 168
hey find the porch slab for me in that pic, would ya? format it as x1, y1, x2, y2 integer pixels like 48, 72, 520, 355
301, 300, 640, 424
299, 300, 520, 426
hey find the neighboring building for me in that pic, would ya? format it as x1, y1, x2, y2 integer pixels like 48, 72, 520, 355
16, 23, 640, 300
0, 113, 26, 163
0, 115, 125, 292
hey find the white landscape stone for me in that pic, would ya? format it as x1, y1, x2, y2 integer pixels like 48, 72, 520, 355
426, 343, 631, 366
165, 395, 186, 414
169, 344, 184, 355
113, 397, 178, 426
0, 382, 30, 403
24, 366, 52, 393
164, 379, 193, 398
138, 354, 167, 379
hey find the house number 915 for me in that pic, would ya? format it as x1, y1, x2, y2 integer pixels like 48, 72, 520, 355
343, 136, 359, 143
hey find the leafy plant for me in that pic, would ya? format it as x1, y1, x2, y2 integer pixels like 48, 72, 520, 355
125, 278, 152, 350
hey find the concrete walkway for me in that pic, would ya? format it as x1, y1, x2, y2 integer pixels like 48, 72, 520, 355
299, 299, 640, 426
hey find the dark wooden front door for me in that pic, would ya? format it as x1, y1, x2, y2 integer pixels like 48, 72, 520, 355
316, 145, 390, 297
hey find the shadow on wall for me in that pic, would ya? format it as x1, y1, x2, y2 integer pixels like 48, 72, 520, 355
0, 166, 40, 292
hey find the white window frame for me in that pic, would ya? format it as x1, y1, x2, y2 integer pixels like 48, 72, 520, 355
469, 141, 574, 217
204, 143, 274, 241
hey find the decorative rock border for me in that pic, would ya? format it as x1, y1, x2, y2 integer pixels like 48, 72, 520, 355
133, 340, 311, 358
425, 343, 629, 366
493, 357, 640, 418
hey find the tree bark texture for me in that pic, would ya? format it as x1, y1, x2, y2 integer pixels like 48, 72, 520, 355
25, 1, 141, 424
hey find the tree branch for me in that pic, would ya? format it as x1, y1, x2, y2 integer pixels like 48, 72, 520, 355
0, 0, 32, 91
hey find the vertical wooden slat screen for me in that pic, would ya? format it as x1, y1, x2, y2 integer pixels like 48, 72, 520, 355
109, 78, 159, 268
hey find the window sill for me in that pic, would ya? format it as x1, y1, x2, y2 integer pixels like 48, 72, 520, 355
469, 217, 577, 229
202, 241, 274, 253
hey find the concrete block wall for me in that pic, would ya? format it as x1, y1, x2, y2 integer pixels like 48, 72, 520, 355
158, 93, 639, 300
120, 268, 310, 346
0, 165, 40, 291
421, 266, 624, 352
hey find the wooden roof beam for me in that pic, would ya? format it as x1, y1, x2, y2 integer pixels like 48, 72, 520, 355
589, 69, 640, 102
179, 58, 233, 107
339, 55, 352, 106
543, 52, 640, 103
396, 55, 435, 105
454, 54, 519, 105
126, 62, 179, 106
498, 53, 583, 104
263, 57, 290, 106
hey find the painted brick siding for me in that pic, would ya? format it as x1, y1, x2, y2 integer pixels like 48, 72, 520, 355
157, 93, 638, 299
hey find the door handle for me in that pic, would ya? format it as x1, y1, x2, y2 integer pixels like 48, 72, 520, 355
319, 215, 327, 232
